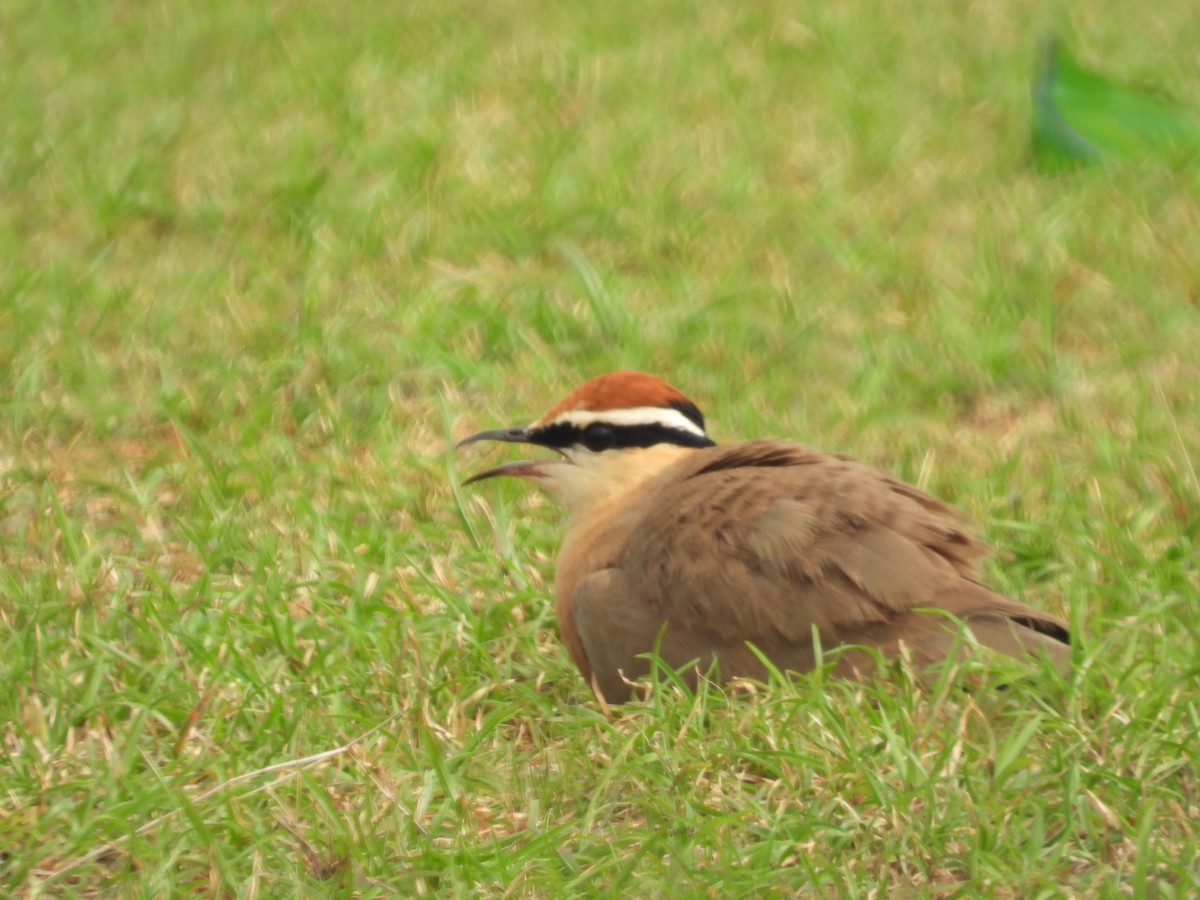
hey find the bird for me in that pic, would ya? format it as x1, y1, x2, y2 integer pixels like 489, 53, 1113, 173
458, 370, 1070, 703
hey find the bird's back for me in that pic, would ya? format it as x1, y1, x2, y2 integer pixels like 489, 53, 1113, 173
567, 439, 1069, 700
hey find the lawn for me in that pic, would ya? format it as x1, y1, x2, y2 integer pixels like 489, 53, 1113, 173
2, 0, 1198, 895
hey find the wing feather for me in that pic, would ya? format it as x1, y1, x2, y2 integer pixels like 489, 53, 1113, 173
572, 439, 1068, 698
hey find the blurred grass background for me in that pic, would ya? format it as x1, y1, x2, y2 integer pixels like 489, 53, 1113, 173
2, 0, 1198, 895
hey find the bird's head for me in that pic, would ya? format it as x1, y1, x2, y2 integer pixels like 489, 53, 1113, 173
457, 371, 716, 517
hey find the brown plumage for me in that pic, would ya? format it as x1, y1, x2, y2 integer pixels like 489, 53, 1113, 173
458, 371, 1070, 702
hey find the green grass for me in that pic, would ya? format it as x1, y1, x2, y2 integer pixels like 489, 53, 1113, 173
3, 0, 1199, 894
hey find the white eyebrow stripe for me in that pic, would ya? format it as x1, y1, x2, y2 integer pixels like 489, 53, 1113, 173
543, 406, 707, 437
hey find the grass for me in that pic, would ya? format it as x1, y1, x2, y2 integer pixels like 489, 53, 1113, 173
2, 0, 1199, 894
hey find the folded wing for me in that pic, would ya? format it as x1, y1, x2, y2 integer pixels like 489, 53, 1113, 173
572, 440, 1069, 700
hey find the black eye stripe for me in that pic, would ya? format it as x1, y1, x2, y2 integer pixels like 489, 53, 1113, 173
531, 421, 715, 451
668, 399, 707, 433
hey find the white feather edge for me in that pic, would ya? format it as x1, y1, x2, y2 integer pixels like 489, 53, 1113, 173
540, 406, 706, 437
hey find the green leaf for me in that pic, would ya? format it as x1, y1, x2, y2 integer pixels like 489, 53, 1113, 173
1032, 35, 1200, 169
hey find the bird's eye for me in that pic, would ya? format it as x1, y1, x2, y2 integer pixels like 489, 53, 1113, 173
582, 423, 616, 452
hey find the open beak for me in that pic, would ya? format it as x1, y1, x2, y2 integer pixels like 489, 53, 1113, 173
456, 425, 562, 484
456, 427, 533, 449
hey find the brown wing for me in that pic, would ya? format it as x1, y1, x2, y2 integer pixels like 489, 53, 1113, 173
572, 439, 1068, 700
